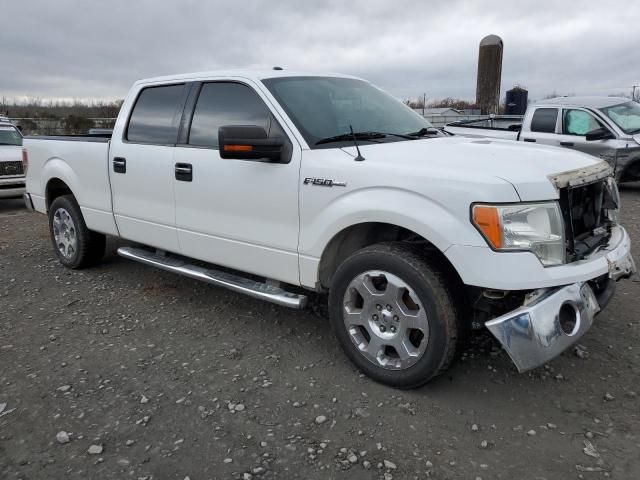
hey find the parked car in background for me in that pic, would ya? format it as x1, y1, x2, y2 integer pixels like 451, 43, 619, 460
23, 71, 635, 388
444, 97, 640, 182
0, 117, 27, 199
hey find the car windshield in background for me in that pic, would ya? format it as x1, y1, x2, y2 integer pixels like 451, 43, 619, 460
0, 126, 23, 146
600, 101, 640, 135
262, 76, 435, 148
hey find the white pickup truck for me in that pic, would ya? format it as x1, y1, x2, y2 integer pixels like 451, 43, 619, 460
444, 97, 640, 183
0, 118, 27, 199
24, 70, 636, 388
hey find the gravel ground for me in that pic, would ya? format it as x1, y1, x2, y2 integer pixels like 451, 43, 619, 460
1, 187, 639, 480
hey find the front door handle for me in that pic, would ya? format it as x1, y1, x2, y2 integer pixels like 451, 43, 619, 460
113, 157, 126, 173
560, 141, 574, 147
523, 138, 536, 143
175, 163, 193, 182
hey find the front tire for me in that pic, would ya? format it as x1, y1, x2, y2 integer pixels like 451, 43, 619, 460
328, 242, 463, 389
48, 195, 106, 269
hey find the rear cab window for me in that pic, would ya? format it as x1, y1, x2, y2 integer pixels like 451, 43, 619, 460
530, 108, 558, 133
126, 84, 186, 144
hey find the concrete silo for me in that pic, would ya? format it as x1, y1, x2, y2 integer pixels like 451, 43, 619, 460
476, 34, 503, 115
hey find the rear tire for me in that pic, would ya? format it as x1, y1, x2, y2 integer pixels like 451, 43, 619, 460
328, 242, 463, 389
48, 195, 105, 269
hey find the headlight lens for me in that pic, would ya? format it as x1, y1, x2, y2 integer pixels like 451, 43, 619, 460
472, 202, 565, 266
605, 176, 620, 224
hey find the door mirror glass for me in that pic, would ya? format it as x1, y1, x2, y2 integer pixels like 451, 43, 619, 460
218, 125, 285, 162
585, 127, 615, 141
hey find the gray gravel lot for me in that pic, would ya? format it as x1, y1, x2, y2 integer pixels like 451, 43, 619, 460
1, 188, 640, 480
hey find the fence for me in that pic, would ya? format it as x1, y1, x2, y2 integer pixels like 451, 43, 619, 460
9, 117, 117, 136
422, 114, 523, 128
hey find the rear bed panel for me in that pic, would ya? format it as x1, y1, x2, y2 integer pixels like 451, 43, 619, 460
24, 137, 119, 236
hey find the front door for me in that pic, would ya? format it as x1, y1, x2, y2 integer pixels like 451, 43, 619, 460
172, 81, 301, 285
109, 83, 188, 253
556, 108, 618, 159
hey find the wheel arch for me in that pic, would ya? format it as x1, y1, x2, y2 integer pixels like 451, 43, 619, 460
316, 222, 461, 290
45, 177, 74, 211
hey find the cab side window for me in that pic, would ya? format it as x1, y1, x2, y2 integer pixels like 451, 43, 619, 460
530, 108, 558, 133
188, 83, 271, 149
126, 84, 186, 144
563, 109, 603, 136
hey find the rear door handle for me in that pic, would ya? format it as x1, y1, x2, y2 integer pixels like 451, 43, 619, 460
560, 141, 574, 147
113, 157, 126, 173
175, 163, 193, 182
523, 138, 536, 143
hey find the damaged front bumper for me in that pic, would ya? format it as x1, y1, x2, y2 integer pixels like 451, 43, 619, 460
486, 249, 636, 372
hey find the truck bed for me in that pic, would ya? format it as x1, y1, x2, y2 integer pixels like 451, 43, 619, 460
24, 135, 117, 235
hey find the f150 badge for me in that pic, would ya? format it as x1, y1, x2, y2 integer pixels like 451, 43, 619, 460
303, 177, 347, 187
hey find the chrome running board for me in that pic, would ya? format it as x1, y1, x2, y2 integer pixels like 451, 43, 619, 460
117, 247, 307, 309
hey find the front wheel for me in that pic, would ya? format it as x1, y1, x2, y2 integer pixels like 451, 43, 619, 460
328, 242, 463, 389
48, 195, 106, 269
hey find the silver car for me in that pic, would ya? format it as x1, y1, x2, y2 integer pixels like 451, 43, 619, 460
0, 119, 26, 199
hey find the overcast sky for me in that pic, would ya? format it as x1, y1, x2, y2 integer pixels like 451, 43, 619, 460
1, 0, 638, 103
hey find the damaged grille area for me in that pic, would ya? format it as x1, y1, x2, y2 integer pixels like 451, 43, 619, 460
559, 178, 618, 261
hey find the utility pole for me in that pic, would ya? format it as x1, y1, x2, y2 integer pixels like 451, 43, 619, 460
422, 93, 426, 116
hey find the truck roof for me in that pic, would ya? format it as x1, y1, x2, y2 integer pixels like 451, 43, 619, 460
135, 69, 360, 87
535, 96, 631, 109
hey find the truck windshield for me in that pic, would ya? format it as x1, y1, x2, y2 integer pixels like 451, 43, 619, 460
262, 76, 435, 148
600, 101, 640, 135
0, 126, 23, 146
0, 126, 22, 146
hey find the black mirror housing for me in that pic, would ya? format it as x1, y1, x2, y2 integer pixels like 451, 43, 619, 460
218, 125, 285, 162
585, 127, 614, 141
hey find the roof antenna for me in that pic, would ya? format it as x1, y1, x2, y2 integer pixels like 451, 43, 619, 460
350, 125, 365, 161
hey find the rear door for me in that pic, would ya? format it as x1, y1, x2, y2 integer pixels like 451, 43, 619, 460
521, 107, 559, 146
172, 80, 301, 284
109, 83, 189, 252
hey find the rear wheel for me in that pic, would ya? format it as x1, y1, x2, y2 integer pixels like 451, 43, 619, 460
48, 195, 105, 269
328, 242, 463, 389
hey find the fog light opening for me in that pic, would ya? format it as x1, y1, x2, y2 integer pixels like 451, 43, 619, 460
558, 302, 580, 336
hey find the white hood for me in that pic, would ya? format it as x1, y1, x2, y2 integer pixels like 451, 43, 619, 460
0, 145, 23, 163
343, 136, 602, 201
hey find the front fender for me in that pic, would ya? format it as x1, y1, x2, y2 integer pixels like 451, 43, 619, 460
301, 186, 487, 258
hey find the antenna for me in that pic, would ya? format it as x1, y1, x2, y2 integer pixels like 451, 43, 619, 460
349, 125, 365, 161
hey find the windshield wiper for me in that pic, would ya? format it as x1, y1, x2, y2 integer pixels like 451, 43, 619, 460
315, 130, 418, 145
315, 132, 386, 145
406, 127, 440, 137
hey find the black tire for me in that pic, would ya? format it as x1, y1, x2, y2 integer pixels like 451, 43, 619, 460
328, 242, 464, 389
48, 195, 106, 269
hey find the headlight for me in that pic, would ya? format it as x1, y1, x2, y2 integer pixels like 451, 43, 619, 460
605, 176, 620, 223
472, 202, 565, 266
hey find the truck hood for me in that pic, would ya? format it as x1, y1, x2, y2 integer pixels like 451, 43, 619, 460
0, 145, 22, 163
343, 136, 603, 200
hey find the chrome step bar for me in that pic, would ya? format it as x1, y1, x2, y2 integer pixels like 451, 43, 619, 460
117, 247, 307, 309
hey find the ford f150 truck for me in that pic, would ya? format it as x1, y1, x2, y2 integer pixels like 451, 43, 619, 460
23, 70, 636, 388
444, 97, 640, 183
0, 118, 27, 199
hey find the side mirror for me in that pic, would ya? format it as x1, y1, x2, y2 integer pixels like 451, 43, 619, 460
218, 125, 284, 162
585, 127, 615, 141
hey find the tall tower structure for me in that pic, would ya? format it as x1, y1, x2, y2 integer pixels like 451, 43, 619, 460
476, 34, 503, 115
